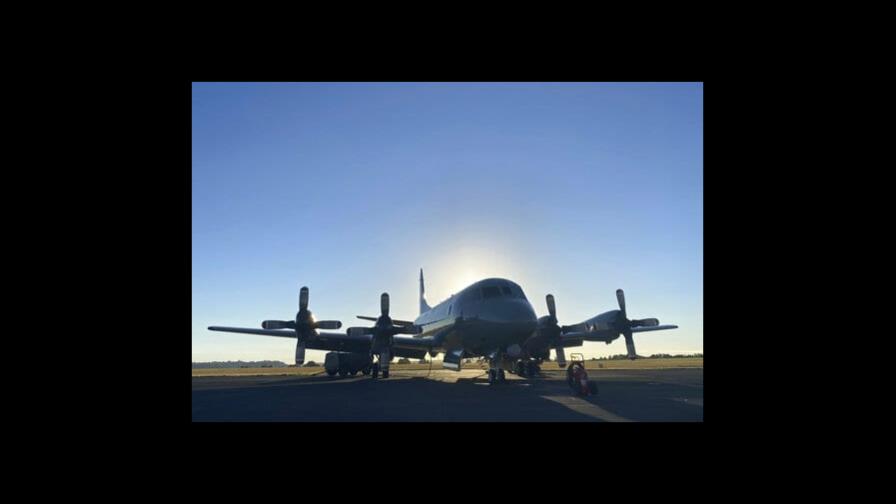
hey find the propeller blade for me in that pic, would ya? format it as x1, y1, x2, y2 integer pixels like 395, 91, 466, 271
396, 324, 422, 335
623, 330, 636, 360
616, 289, 626, 319
314, 320, 342, 330
381, 292, 389, 316
295, 341, 306, 365
261, 320, 294, 330
546, 294, 556, 318
555, 345, 567, 367
348, 327, 374, 337
299, 286, 309, 311
631, 318, 659, 327
357, 315, 378, 322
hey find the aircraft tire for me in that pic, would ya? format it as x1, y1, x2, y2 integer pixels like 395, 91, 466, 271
372, 363, 379, 379
326, 369, 338, 377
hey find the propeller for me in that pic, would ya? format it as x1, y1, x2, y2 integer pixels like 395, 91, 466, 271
537, 294, 568, 367
260, 286, 342, 365
346, 292, 421, 378
537, 289, 664, 365
614, 289, 660, 360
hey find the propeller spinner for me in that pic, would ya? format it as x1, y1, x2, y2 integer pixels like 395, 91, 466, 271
261, 286, 342, 365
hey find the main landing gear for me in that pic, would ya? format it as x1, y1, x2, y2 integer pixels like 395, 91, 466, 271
513, 360, 541, 378
370, 358, 390, 379
486, 352, 508, 385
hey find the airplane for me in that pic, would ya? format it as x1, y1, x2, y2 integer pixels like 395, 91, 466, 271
208, 269, 678, 384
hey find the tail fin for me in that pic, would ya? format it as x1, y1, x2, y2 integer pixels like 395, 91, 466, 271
419, 268, 432, 315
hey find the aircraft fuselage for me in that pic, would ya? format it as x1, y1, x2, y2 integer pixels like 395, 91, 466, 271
413, 278, 538, 358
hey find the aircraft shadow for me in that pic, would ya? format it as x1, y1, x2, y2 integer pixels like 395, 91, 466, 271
192, 373, 599, 422
192, 368, 703, 422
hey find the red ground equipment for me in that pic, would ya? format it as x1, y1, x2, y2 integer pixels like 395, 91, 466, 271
566, 353, 598, 396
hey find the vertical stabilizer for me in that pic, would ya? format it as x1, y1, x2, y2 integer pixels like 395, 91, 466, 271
419, 268, 432, 315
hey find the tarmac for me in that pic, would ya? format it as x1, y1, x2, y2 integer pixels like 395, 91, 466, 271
192, 365, 702, 422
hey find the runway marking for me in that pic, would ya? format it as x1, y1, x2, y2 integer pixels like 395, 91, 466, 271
670, 397, 703, 407
541, 395, 632, 422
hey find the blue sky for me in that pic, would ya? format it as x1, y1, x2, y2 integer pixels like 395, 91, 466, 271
192, 82, 703, 363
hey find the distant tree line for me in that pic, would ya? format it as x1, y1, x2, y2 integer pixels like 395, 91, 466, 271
192, 353, 702, 368
192, 360, 288, 369
591, 353, 703, 361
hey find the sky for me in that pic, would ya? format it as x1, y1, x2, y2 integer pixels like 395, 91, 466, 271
192, 82, 703, 364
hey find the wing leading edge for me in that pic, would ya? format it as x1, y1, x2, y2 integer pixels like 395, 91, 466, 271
557, 324, 679, 345
207, 326, 436, 359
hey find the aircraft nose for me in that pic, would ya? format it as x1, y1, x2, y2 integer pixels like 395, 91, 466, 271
488, 299, 538, 326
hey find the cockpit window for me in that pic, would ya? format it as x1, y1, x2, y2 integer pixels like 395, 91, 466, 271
500, 285, 512, 296
481, 285, 501, 299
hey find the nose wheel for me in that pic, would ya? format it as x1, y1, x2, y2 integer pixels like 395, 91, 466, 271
487, 368, 506, 384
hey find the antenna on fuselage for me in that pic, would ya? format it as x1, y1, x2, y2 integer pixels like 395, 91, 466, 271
419, 268, 432, 315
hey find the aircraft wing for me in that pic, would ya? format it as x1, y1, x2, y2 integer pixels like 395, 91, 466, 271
393, 335, 437, 352
207, 326, 431, 359
207, 326, 298, 338
557, 324, 679, 347
630, 325, 678, 333
559, 329, 616, 344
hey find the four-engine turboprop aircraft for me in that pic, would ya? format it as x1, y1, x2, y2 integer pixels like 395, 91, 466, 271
208, 269, 678, 384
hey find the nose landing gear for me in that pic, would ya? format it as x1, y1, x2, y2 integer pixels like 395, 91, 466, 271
513, 360, 541, 378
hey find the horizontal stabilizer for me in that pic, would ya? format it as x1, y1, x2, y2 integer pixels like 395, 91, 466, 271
356, 315, 415, 326
347, 326, 374, 337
